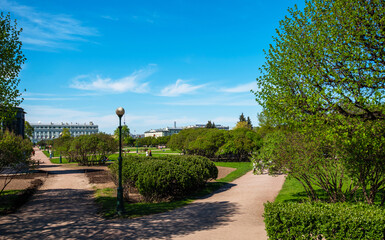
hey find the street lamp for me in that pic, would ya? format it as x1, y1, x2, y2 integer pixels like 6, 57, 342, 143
59, 132, 62, 164
116, 107, 125, 215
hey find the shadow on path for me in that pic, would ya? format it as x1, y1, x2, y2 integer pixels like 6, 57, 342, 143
0, 188, 238, 239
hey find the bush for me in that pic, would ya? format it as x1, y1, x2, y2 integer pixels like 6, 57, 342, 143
264, 202, 385, 239
136, 160, 194, 202
109, 155, 218, 202
0, 130, 34, 195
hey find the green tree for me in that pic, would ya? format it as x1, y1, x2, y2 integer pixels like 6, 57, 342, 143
24, 121, 34, 139
114, 125, 130, 145
217, 128, 261, 162
0, 130, 33, 195
247, 116, 252, 128
0, 13, 26, 124
205, 120, 216, 128
236, 113, 252, 129
61, 128, 71, 137
189, 129, 227, 158
239, 113, 246, 122
255, 0, 385, 125
254, 0, 385, 204
234, 121, 252, 130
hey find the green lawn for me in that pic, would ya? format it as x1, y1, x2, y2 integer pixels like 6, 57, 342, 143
49, 157, 77, 164
214, 162, 253, 182
42, 150, 61, 158
274, 176, 311, 203
95, 161, 252, 219
274, 175, 385, 204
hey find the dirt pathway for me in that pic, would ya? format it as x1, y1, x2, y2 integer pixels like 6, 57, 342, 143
0, 149, 285, 239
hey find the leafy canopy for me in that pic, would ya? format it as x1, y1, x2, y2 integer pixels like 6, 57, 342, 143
0, 13, 26, 123
254, 0, 385, 126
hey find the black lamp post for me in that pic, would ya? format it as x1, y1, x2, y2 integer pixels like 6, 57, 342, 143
116, 107, 125, 215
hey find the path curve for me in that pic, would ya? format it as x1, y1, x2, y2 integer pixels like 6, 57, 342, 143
0, 149, 285, 239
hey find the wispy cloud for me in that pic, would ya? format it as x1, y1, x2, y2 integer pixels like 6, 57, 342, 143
24, 97, 77, 101
220, 82, 258, 93
160, 79, 205, 97
70, 66, 156, 93
101, 15, 119, 21
162, 95, 259, 106
0, 0, 98, 50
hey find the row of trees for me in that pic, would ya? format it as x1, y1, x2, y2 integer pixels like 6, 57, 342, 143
253, 0, 385, 205
53, 133, 117, 165
168, 126, 261, 161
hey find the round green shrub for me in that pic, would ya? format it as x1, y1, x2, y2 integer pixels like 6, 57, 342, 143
135, 160, 194, 202
109, 154, 218, 202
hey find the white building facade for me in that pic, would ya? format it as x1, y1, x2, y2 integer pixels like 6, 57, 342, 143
144, 127, 183, 138
31, 122, 98, 143
144, 123, 230, 138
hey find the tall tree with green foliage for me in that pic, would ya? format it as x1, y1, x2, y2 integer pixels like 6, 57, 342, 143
24, 121, 33, 139
239, 113, 246, 122
254, 0, 385, 204
205, 120, 216, 128
114, 125, 130, 142
255, 0, 385, 125
0, 13, 26, 124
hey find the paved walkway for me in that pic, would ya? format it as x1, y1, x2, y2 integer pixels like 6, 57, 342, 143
0, 149, 285, 240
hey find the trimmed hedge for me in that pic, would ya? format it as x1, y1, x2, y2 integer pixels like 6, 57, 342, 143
110, 155, 218, 202
264, 202, 385, 240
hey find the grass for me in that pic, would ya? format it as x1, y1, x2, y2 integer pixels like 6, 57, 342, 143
0, 190, 23, 215
49, 157, 77, 164
42, 150, 61, 158
274, 176, 311, 203
274, 175, 385, 205
214, 162, 253, 182
94, 161, 252, 219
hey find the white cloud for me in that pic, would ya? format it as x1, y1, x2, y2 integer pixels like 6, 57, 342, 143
70, 66, 155, 93
161, 95, 259, 106
24, 97, 76, 101
160, 79, 205, 97
220, 82, 259, 93
0, 0, 98, 50
101, 15, 119, 21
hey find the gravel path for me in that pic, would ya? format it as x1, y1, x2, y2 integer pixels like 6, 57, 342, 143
0, 149, 285, 240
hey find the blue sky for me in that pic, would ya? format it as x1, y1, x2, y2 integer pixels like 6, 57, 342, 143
1, 0, 305, 134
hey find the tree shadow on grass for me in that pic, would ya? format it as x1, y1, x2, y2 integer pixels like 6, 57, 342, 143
0, 188, 238, 239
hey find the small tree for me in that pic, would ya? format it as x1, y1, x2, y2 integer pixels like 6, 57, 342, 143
61, 128, 71, 137
0, 130, 33, 195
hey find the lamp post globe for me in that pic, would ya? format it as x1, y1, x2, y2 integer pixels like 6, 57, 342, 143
115, 107, 125, 215
116, 107, 125, 117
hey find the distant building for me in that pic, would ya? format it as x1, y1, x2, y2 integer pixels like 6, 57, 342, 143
144, 127, 183, 138
30, 122, 98, 143
185, 124, 230, 130
144, 122, 229, 138
0, 107, 25, 138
